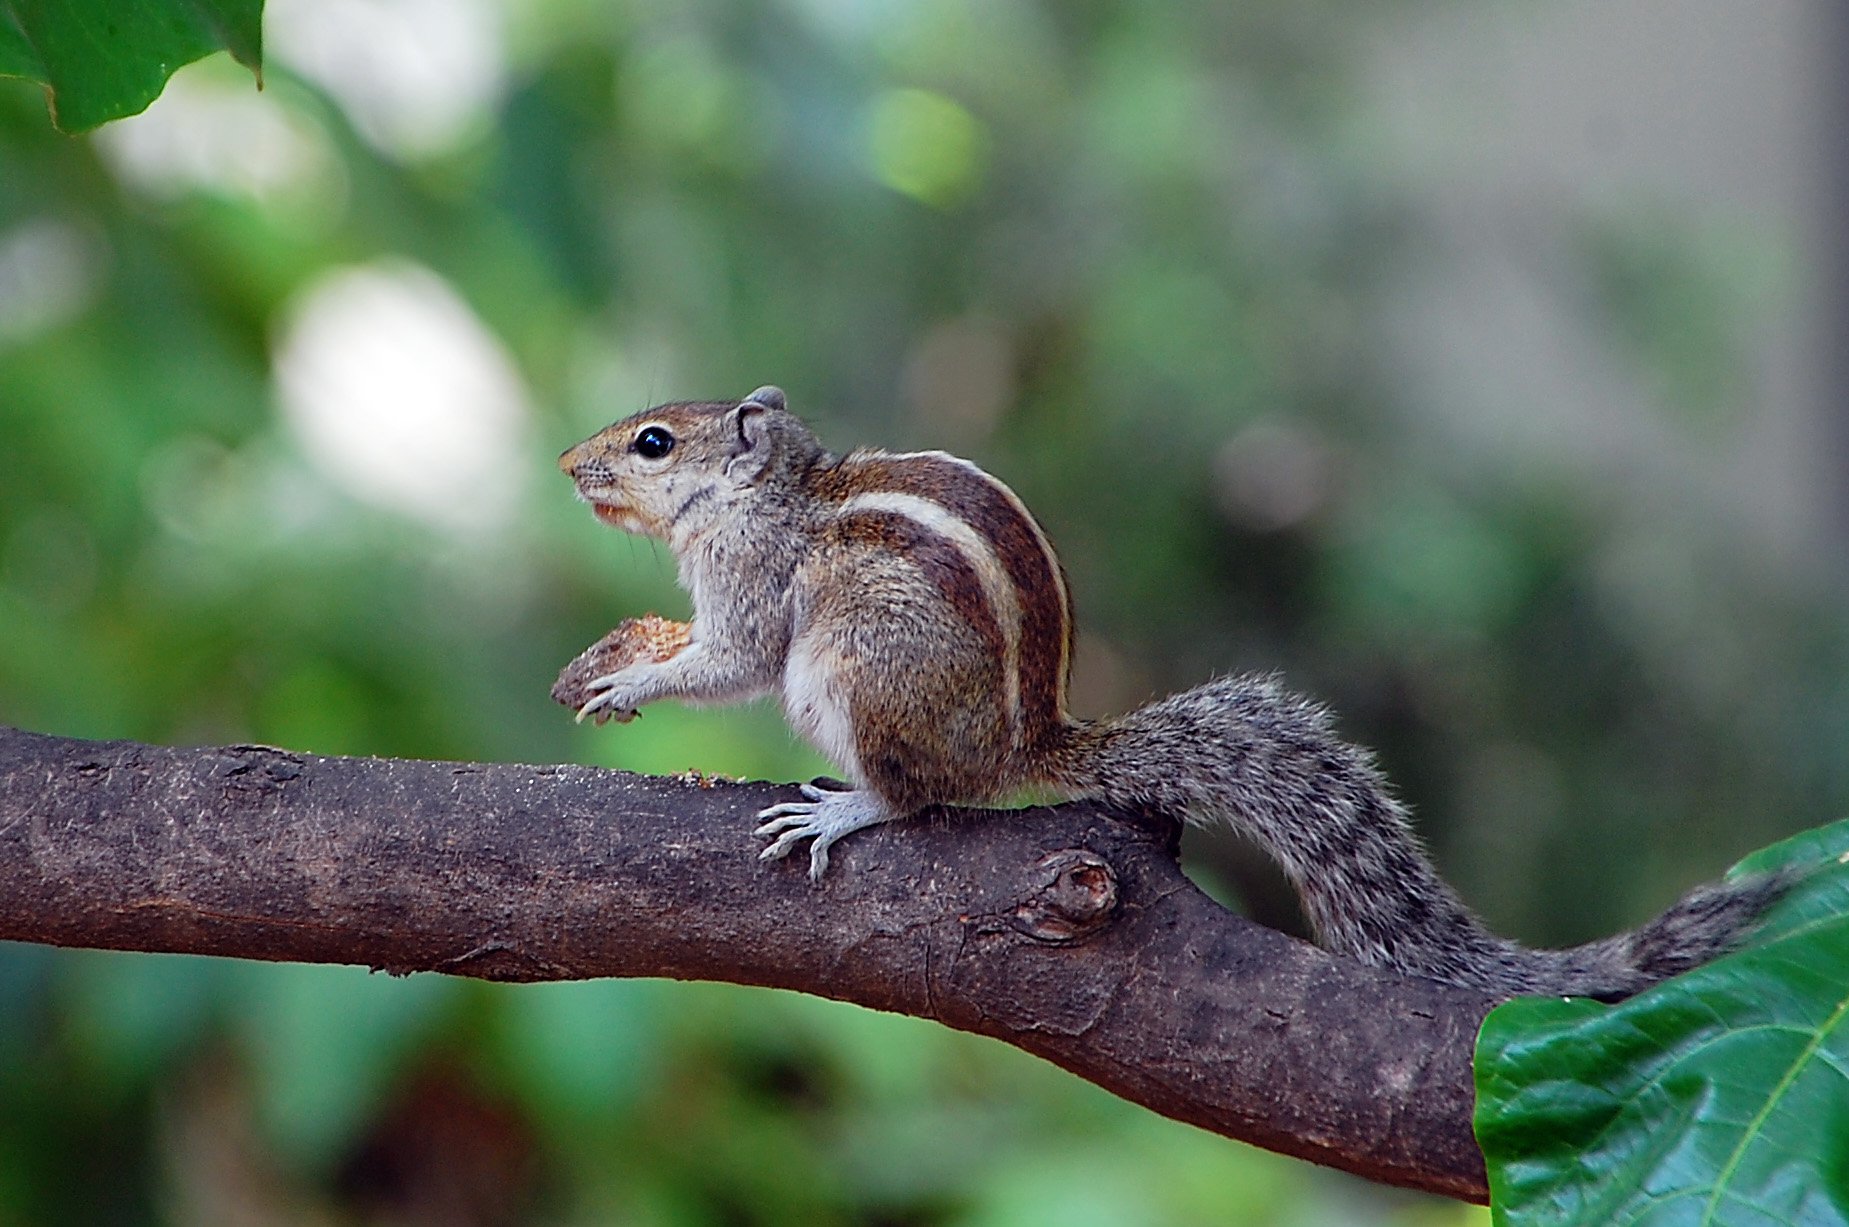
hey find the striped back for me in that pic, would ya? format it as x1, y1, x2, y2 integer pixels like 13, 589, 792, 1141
810, 449, 1074, 740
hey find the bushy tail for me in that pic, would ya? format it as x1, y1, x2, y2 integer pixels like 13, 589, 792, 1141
1037, 674, 1785, 1000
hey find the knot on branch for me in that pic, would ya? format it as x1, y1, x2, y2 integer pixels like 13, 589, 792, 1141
215, 746, 306, 800
1011, 849, 1118, 942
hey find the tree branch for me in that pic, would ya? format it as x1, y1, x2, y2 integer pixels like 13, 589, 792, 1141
0, 725, 1494, 1201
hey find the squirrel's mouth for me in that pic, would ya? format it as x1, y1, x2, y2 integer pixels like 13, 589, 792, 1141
583, 494, 650, 535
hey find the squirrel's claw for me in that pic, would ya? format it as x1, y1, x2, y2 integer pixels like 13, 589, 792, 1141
754, 786, 899, 882
574, 690, 638, 724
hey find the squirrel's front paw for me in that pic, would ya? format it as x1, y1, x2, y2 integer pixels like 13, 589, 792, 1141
574, 672, 642, 724
755, 785, 900, 881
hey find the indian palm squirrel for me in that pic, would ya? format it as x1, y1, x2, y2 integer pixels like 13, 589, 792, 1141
556, 386, 1784, 1000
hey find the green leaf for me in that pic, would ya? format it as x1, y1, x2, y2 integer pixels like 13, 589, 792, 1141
1475, 819, 1849, 1226
0, 0, 263, 133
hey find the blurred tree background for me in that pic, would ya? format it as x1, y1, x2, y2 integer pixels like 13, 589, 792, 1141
1, 0, 1844, 1222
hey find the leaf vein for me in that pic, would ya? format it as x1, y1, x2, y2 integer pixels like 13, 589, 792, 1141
1696, 984, 1849, 1226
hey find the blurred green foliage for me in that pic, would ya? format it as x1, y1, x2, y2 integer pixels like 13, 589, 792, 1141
0, 0, 1841, 1222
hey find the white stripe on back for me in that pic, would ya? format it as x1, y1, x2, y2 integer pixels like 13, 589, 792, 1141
836, 488, 1026, 735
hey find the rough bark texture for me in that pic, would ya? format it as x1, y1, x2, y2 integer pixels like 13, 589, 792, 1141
0, 725, 1494, 1201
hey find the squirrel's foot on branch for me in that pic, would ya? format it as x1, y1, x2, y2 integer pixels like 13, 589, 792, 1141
756, 785, 900, 881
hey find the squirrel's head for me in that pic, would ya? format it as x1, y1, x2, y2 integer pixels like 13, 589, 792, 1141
559, 386, 820, 543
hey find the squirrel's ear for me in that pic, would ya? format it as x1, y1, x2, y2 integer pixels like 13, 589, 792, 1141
725, 391, 780, 479
741, 386, 785, 413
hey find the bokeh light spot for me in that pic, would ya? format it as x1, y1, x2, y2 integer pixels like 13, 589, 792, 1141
865, 87, 987, 208
272, 261, 533, 534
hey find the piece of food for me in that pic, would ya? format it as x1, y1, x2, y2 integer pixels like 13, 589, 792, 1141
551, 614, 692, 721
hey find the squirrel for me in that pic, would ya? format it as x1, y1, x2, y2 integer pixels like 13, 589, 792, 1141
557, 386, 1785, 1000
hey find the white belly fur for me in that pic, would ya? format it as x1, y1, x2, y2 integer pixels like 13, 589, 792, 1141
782, 634, 862, 785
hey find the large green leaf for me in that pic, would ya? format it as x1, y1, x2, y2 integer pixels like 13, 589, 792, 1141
1476, 820, 1849, 1226
0, 0, 262, 133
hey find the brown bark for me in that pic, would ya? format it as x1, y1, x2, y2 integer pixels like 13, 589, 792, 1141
0, 725, 1493, 1201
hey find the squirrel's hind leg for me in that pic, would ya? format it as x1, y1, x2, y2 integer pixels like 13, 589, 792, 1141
757, 784, 902, 881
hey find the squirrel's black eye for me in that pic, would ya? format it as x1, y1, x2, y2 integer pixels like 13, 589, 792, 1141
633, 425, 675, 459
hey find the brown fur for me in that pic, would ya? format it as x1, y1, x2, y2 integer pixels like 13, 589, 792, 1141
823, 510, 1007, 669
811, 453, 1073, 732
